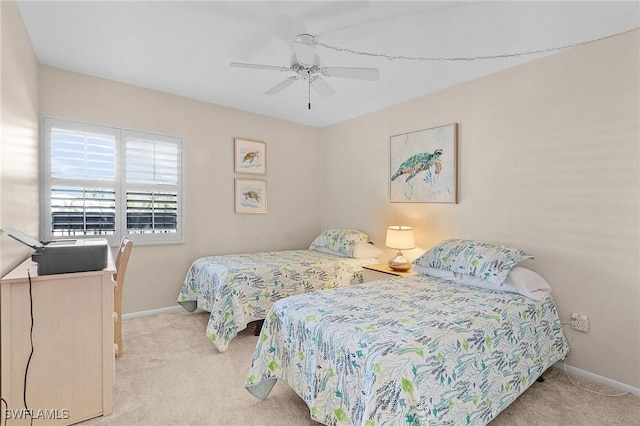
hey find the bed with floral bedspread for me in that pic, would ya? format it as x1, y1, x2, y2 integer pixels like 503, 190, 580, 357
245, 274, 570, 425
177, 249, 378, 352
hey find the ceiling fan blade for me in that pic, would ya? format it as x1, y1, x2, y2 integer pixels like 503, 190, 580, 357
292, 40, 316, 67
265, 77, 297, 95
310, 76, 336, 99
322, 67, 380, 81
230, 62, 291, 72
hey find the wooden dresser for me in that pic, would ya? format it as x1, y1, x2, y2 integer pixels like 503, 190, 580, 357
1, 251, 115, 425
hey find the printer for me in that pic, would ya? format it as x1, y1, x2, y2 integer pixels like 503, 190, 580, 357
2, 227, 108, 275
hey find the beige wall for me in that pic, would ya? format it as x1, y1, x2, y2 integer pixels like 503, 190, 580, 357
321, 31, 640, 389
0, 0, 40, 276
39, 67, 323, 313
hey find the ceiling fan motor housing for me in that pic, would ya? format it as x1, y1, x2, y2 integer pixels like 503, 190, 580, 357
292, 64, 319, 80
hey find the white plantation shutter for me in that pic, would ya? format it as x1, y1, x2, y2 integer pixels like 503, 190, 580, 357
50, 128, 116, 181
123, 131, 181, 239
50, 186, 117, 236
44, 121, 119, 241
42, 118, 183, 245
125, 136, 179, 185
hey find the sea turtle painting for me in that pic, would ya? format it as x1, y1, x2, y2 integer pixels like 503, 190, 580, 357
242, 151, 260, 164
243, 190, 261, 203
391, 149, 443, 182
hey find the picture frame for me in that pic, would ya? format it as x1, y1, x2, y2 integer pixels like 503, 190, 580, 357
390, 123, 458, 203
234, 178, 267, 214
234, 137, 266, 175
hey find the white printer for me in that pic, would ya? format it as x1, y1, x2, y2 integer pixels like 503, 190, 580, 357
2, 227, 108, 275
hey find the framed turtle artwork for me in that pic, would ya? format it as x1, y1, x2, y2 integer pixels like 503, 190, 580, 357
234, 137, 266, 175
390, 123, 458, 203
235, 178, 267, 214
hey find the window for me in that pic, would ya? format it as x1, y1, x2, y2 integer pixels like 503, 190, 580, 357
42, 118, 183, 245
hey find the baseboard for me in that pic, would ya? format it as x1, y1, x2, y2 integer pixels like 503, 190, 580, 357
121, 305, 183, 320
553, 361, 640, 396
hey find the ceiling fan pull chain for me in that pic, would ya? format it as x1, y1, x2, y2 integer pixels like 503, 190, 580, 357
308, 70, 311, 110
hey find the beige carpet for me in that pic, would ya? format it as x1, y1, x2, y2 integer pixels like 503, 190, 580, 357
81, 309, 639, 426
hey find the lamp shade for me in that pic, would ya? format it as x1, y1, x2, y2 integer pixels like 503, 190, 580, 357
385, 226, 416, 250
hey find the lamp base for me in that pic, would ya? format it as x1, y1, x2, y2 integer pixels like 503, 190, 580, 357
388, 251, 411, 272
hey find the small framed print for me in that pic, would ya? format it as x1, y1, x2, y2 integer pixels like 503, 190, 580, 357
234, 137, 266, 175
235, 178, 267, 214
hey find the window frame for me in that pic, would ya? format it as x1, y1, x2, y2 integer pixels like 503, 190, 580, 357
41, 117, 184, 246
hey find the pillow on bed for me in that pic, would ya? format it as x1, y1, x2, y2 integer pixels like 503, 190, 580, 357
309, 229, 369, 258
502, 266, 552, 300
414, 264, 551, 300
352, 242, 384, 259
413, 238, 533, 285
452, 267, 551, 300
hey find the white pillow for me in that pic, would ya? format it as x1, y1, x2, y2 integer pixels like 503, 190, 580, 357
352, 242, 384, 259
502, 266, 552, 300
415, 265, 551, 301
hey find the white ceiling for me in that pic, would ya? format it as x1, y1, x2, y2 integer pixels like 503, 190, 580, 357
16, 1, 640, 128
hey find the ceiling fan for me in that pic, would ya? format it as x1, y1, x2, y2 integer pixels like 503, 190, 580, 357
230, 34, 380, 109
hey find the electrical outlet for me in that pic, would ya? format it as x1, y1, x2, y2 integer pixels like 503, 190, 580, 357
571, 313, 589, 333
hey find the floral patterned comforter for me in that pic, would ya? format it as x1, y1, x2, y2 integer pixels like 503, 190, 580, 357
177, 249, 377, 352
245, 275, 570, 425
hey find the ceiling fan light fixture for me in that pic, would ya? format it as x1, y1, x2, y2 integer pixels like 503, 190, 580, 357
293, 34, 317, 67
294, 33, 316, 46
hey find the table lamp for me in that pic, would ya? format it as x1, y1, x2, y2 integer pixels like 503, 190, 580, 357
385, 225, 415, 271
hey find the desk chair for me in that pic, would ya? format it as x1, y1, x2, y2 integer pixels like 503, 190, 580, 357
114, 237, 133, 358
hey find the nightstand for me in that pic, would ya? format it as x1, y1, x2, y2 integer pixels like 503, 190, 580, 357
362, 263, 416, 283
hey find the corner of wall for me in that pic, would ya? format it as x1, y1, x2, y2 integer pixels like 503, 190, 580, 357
0, 0, 40, 276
